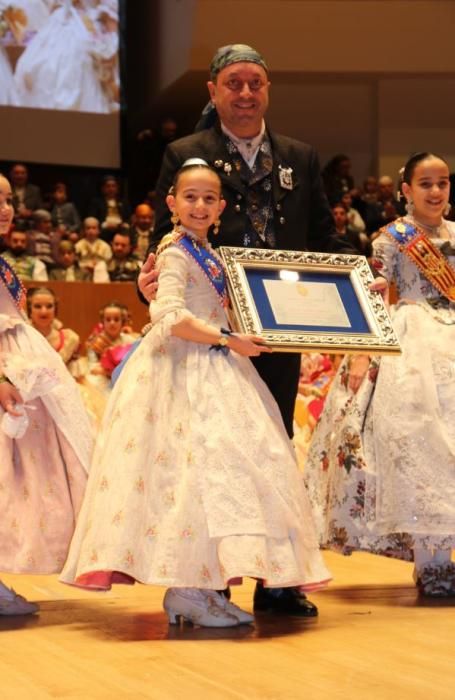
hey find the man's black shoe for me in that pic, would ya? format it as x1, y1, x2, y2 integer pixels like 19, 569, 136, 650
253, 584, 318, 617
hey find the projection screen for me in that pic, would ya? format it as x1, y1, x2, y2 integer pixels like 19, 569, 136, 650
0, 0, 120, 168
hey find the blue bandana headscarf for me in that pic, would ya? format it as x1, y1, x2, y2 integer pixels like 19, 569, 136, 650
209, 44, 268, 80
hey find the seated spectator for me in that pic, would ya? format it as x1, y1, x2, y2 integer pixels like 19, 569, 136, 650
361, 176, 379, 205
51, 182, 81, 234
85, 301, 139, 393
332, 203, 371, 256
26, 287, 80, 371
364, 175, 403, 233
130, 203, 154, 260
2, 229, 48, 281
107, 229, 142, 282
9, 163, 43, 227
49, 240, 106, 282
322, 154, 355, 205
28, 209, 60, 268
88, 175, 131, 241
341, 192, 366, 233
75, 217, 111, 281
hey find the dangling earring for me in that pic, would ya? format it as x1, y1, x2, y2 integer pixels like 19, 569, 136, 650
213, 218, 221, 235
171, 212, 180, 227
444, 202, 451, 217
405, 198, 415, 216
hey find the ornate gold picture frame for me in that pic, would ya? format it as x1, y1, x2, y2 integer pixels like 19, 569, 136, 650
218, 247, 401, 355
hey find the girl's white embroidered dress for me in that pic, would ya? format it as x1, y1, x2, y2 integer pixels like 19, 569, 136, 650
0, 261, 91, 573
304, 221, 455, 560
61, 233, 330, 591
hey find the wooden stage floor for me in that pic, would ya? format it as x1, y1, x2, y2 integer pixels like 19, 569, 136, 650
1, 551, 454, 700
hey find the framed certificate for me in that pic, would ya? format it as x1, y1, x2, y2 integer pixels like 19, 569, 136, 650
218, 247, 401, 354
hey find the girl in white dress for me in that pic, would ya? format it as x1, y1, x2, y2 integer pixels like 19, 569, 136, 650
0, 175, 91, 615
61, 160, 330, 627
304, 152, 455, 597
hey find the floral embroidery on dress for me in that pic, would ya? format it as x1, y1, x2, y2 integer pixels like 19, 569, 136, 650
112, 510, 123, 526
145, 408, 156, 423
349, 480, 365, 520
124, 438, 137, 454
200, 565, 212, 583
180, 526, 194, 539
254, 555, 265, 571
163, 491, 175, 506
337, 431, 365, 473
329, 524, 349, 549
124, 550, 134, 567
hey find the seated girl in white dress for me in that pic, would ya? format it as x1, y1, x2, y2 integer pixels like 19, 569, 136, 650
61, 159, 330, 627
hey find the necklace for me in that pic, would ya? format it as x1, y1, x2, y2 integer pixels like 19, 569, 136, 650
409, 215, 445, 237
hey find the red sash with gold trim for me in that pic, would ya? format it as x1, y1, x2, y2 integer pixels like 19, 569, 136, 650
383, 218, 455, 302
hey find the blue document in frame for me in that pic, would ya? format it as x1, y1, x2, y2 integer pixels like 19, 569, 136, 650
244, 268, 370, 334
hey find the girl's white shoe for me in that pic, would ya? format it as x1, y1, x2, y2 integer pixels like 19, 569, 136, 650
0, 588, 39, 616
163, 588, 240, 627
205, 590, 254, 624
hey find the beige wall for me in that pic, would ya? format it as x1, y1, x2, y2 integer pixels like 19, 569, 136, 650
153, 0, 455, 183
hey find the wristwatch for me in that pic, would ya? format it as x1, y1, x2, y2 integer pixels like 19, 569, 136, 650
210, 327, 232, 354
217, 328, 231, 347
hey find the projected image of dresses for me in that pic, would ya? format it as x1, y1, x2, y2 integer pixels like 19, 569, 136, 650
0, 0, 119, 114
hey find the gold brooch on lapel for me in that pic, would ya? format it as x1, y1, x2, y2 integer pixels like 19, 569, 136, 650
278, 165, 293, 190
213, 160, 232, 176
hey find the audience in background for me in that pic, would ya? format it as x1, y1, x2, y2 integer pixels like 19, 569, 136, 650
361, 176, 379, 205
107, 230, 142, 282
28, 209, 59, 268
88, 175, 131, 241
2, 229, 48, 281
322, 154, 355, 205
340, 192, 366, 233
130, 203, 154, 260
49, 241, 92, 282
51, 182, 81, 234
9, 163, 43, 227
75, 217, 111, 281
332, 203, 372, 256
